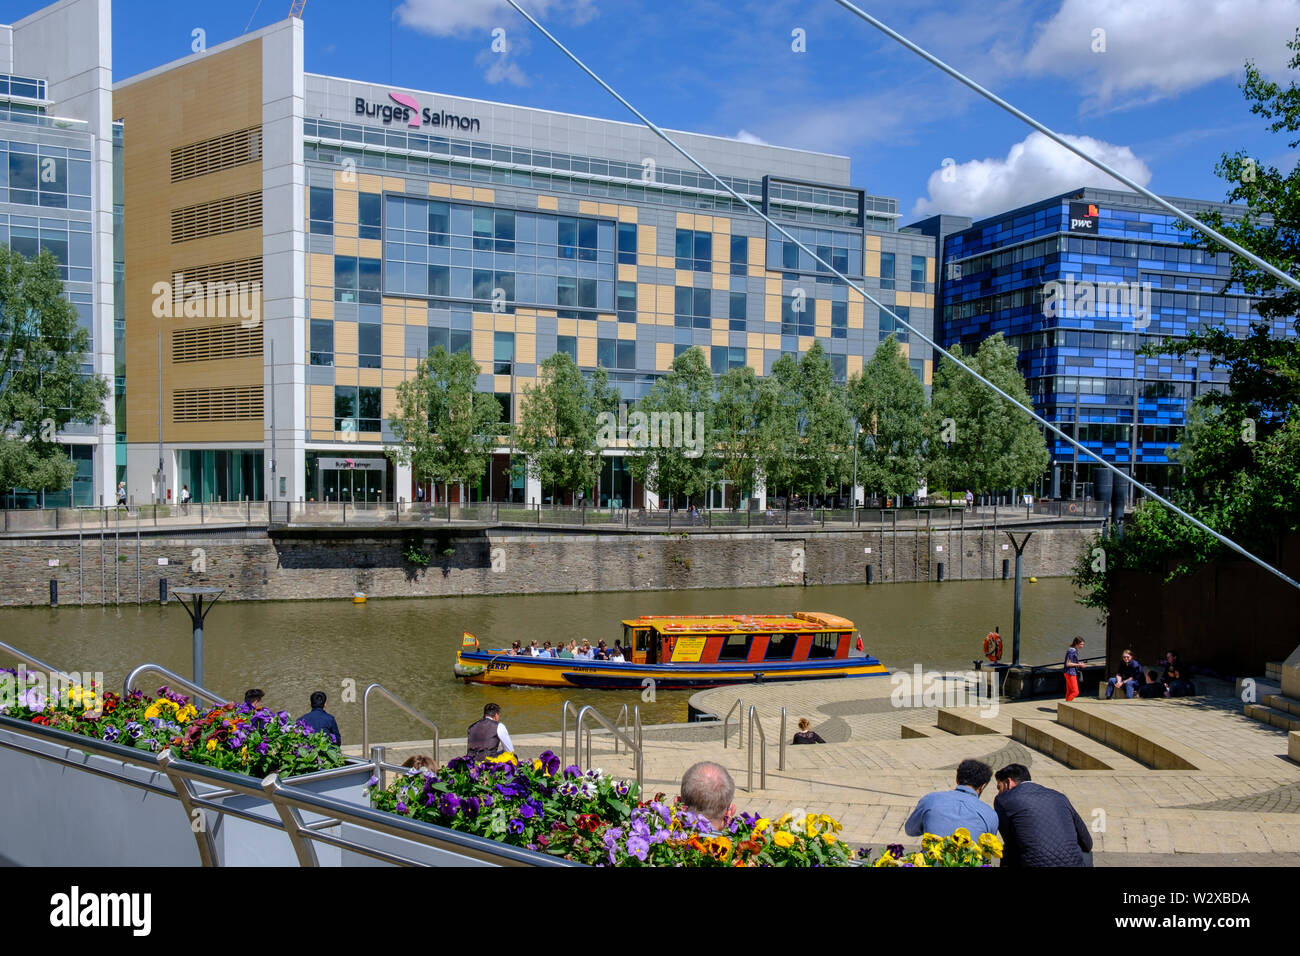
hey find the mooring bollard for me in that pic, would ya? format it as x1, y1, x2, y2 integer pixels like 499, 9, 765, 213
50, 579, 58, 607
160, 578, 168, 604
1001, 559, 1009, 580
937, 562, 945, 582
865, 564, 874, 585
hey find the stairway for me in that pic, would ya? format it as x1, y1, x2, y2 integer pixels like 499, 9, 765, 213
1244, 652, 1300, 762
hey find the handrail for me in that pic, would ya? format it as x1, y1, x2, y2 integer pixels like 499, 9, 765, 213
0, 638, 69, 678
122, 662, 232, 708
779, 707, 787, 772
613, 703, 630, 754
747, 705, 767, 792
361, 683, 440, 765
574, 704, 642, 791
560, 699, 581, 769
722, 698, 743, 749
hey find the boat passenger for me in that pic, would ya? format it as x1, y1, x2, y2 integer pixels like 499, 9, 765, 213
609, 646, 625, 663
594, 641, 608, 661
558, 643, 575, 660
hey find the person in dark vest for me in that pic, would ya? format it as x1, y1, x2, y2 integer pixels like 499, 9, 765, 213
466, 702, 514, 761
297, 690, 341, 745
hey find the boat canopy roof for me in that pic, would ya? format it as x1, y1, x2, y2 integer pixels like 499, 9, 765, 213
622, 612, 855, 634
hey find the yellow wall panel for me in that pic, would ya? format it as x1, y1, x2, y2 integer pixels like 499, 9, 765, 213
472, 313, 494, 331
924, 359, 933, 387
536, 195, 558, 210
515, 314, 536, 333
359, 238, 381, 259
765, 334, 780, 349
334, 189, 358, 224
382, 324, 405, 356
848, 355, 864, 377
926, 258, 935, 283
865, 251, 879, 278
332, 171, 356, 191
655, 285, 674, 314
637, 225, 656, 255
711, 329, 728, 346
472, 188, 495, 203
451, 185, 473, 200
334, 353, 357, 370
472, 329, 493, 363
676, 212, 693, 228
712, 273, 729, 290
695, 215, 713, 231
866, 235, 882, 251
765, 295, 780, 323
383, 369, 409, 388
749, 237, 765, 271
747, 348, 764, 372
310, 299, 333, 319
428, 181, 451, 197
675, 269, 693, 287
494, 375, 511, 393
712, 217, 731, 234
358, 368, 382, 388
654, 255, 671, 269
799, 336, 814, 352
310, 385, 333, 419
517, 332, 535, 363
494, 315, 515, 332
355, 173, 382, 192
578, 200, 599, 215
815, 300, 830, 322
617, 323, 636, 340
618, 205, 637, 222
849, 299, 864, 328
558, 318, 577, 336
335, 322, 357, 355
335, 236, 358, 257
656, 342, 673, 371
747, 332, 764, 350
382, 177, 405, 192
577, 337, 596, 367
765, 277, 782, 297
308, 253, 333, 288
618, 263, 637, 282
656, 314, 674, 326
334, 221, 357, 239
598, 203, 617, 217
577, 319, 597, 338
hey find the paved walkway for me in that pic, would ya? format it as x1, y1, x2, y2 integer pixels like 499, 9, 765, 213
358, 673, 1300, 864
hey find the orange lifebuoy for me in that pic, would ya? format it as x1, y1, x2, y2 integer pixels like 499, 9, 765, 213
984, 632, 1003, 663
855, 635, 864, 652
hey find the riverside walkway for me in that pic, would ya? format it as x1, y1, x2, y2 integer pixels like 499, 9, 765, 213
358, 670, 1300, 866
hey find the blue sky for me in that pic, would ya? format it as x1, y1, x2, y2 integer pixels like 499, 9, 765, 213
8, 0, 1299, 222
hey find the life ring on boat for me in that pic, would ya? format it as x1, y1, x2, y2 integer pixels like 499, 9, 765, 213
983, 632, 1002, 663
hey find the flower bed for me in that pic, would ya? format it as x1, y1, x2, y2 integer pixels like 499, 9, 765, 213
367, 751, 1002, 867
0, 668, 345, 777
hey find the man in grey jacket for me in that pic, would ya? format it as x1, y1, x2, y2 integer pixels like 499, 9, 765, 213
993, 764, 1093, 867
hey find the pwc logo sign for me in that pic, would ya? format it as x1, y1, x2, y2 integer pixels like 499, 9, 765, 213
353, 92, 482, 133
1069, 201, 1100, 234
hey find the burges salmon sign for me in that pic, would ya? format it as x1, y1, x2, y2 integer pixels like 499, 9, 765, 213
354, 91, 481, 132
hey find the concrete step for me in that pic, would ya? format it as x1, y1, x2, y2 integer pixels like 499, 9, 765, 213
1055, 702, 1204, 770
1266, 661, 1283, 682
936, 707, 1012, 736
1291, 731, 1300, 766
1244, 702, 1300, 733
1011, 717, 1146, 771
1237, 676, 1282, 701
899, 723, 956, 739
1261, 693, 1300, 718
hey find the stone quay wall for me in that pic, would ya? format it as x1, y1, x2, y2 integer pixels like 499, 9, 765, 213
0, 523, 1099, 606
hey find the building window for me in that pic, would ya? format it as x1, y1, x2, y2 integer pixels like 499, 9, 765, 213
730, 234, 748, 276
831, 301, 847, 339
428, 201, 450, 245
909, 358, 924, 382
309, 186, 333, 235
617, 281, 636, 323
493, 392, 512, 424
675, 229, 712, 272
729, 292, 747, 331
358, 323, 381, 369
358, 192, 381, 240
782, 293, 814, 336
428, 327, 471, 354
310, 319, 333, 366
557, 334, 577, 362
675, 286, 711, 329
880, 252, 895, 290
494, 331, 514, 375
830, 353, 847, 383
711, 346, 746, 374
881, 305, 910, 342
617, 222, 637, 264
559, 216, 599, 261
597, 339, 636, 369
782, 240, 799, 271
428, 265, 450, 297
911, 255, 926, 292
336, 255, 380, 303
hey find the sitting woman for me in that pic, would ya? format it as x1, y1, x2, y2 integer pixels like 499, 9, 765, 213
401, 754, 439, 773
1161, 651, 1196, 697
792, 717, 826, 745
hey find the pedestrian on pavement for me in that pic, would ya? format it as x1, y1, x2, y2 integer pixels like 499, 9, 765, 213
1064, 636, 1085, 702
993, 763, 1092, 867
904, 758, 999, 839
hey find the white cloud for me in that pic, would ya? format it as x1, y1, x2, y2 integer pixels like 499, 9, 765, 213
910, 131, 1153, 219
733, 129, 769, 145
1024, 0, 1300, 106
396, 0, 596, 36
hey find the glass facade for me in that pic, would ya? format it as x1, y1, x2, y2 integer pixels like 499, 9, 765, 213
938, 188, 1295, 497
178, 449, 264, 503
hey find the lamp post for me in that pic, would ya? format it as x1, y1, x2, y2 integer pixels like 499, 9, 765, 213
170, 586, 224, 708
1002, 532, 1033, 667
851, 417, 860, 508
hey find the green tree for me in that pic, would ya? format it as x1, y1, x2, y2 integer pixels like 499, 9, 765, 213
929, 333, 1048, 497
757, 342, 851, 501
514, 351, 617, 501
847, 334, 927, 502
712, 365, 762, 507
625, 346, 713, 507
0, 247, 110, 496
386, 347, 502, 500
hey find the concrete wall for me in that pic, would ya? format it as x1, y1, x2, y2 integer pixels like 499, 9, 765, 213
0, 525, 1097, 606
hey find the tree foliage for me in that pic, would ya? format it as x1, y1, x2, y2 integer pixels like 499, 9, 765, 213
513, 351, 617, 500
386, 347, 502, 492
757, 342, 851, 499
712, 365, 762, 505
624, 346, 714, 505
928, 333, 1048, 497
847, 334, 927, 500
0, 247, 110, 494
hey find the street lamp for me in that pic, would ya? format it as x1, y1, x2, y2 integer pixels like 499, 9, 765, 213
851, 417, 860, 508
170, 586, 224, 708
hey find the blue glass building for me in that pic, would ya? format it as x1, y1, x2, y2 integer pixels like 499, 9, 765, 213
912, 187, 1294, 499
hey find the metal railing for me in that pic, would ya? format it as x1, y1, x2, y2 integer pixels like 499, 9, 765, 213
0, 638, 70, 680
560, 700, 581, 770
779, 707, 787, 772
722, 698, 743, 749
0, 713, 572, 867
746, 705, 767, 793
361, 683, 441, 766
123, 663, 233, 708
574, 704, 643, 791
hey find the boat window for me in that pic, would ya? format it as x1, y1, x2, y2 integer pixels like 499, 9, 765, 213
808, 632, 837, 659
718, 635, 751, 661
634, 628, 650, 652
765, 633, 799, 661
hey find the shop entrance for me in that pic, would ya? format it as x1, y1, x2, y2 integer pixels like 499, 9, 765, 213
317, 457, 387, 503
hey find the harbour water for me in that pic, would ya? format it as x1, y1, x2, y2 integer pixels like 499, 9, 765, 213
0, 577, 1102, 745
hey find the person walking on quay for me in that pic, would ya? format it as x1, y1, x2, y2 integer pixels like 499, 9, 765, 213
993, 764, 1092, 867
116, 481, 127, 509
904, 759, 999, 839
466, 702, 514, 761
792, 718, 825, 745
679, 761, 735, 832
964, 489, 974, 510
1105, 649, 1143, 700
1064, 636, 1085, 702
296, 691, 342, 745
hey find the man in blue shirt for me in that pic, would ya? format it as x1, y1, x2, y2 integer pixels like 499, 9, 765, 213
1105, 649, 1144, 699
297, 690, 342, 746
904, 759, 999, 839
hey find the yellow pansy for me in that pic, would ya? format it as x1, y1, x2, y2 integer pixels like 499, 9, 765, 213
176, 704, 197, 724
821, 832, 837, 845
920, 832, 943, 846
776, 813, 793, 827
772, 831, 796, 849
240, 745, 249, 764
753, 818, 771, 835
927, 843, 943, 860
950, 828, 973, 848
873, 853, 897, 867
206, 738, 218, 751
484, 752, 518, 764
978, 832, 1003, 859
144, 703, 161, 720
532, 758, 544, 772
907, 852, 929, 867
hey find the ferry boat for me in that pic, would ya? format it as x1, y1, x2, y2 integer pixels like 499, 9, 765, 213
452, 612, 890, 689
